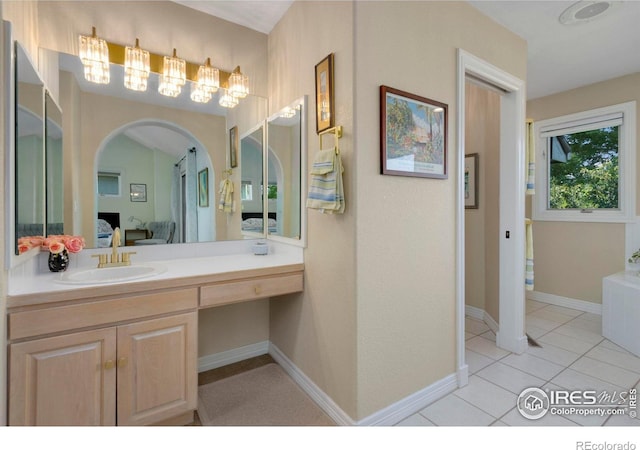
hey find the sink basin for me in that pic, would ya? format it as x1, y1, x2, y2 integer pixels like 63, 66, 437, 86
56, 263, 167, 285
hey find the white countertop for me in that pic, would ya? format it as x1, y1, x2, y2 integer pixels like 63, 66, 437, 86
603, 270, 640, 288
8, 240, 304, 297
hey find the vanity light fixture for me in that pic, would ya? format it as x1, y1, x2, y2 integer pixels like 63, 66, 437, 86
124, 38, 150, 92
158, 48, 186, 97
77, 29, 249, 107
228, 68, 249, 99
280, 106, 297, 118
218, 88, 239, 108
78, 27, 110, 84
190, 57, 219, 103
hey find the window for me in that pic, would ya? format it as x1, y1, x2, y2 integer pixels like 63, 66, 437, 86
97, 171, 121, 197
533, 101, 636, 223
241, 181, 253, 201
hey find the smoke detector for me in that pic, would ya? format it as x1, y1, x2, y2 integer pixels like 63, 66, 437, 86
559, 1, 618, 25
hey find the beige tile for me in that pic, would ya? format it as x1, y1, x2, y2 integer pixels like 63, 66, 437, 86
465, 332, 475, 340
551, 368, 628, 393
490, 420, 509, 426
552, 324, 604, 345
500, 407, 579, 426
419, 393, 495, 426
466, 336, 510, 360
395, 413, 435, 426
501, 352, 565, 380
526, 315, 564, 332
466, 349, 495, 374
586, 346, 640, 374
526, 299, 547, 313
454, 375, 517, 418
543, 305, 584, 318
570, 356, 640, 389
599, 339, 635, 355
564, 317, 602, 335
604, 411, 640, 426
476, 362, 546, 394
529, 308, 575, 324
480, 330, 496, 342
525, 342, 582, 367
466, 317, 490, 335
539, 331, 598, 354
525, 324, 547, 339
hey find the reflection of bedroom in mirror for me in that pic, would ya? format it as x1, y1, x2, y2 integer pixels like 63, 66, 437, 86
267, 96, 306, 243
240, 125, 265, 236
37, 48, 267, 249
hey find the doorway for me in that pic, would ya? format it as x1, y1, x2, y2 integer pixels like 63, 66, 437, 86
456, 50, 527, 387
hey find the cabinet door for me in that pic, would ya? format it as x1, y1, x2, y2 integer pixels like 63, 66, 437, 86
116, 312, 197, 426
9, 328, 117, 425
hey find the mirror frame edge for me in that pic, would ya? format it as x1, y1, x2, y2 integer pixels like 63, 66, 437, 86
240, 120, 268, 239
266, 95, 307, 248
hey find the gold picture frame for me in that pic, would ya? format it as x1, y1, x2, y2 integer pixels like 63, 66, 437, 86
229, 125, 238, 168
315, 53, 334, 134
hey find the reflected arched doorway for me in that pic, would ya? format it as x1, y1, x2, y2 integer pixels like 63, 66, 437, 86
93, 119, 215, 247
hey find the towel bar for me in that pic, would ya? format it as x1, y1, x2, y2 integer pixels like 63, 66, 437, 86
319, 125, 343, 154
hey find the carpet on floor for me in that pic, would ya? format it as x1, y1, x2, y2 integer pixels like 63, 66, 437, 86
197, 363, 335, 426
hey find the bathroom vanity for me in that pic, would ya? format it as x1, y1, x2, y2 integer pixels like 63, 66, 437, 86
6, 252, 303, 426
602, 270, 640, 358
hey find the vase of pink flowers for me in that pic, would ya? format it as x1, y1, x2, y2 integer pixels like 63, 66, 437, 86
17, 235, 85, 272
43, 235, 85, 272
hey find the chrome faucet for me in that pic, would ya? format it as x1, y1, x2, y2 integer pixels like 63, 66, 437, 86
92, 227, 136, 268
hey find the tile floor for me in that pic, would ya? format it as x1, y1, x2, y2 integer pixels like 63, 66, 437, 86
396, 300, 640, 426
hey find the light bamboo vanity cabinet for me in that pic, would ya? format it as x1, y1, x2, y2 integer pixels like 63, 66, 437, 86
8, 288, 198, 426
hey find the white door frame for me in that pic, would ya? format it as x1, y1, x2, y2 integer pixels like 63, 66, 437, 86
456, 49, 527, 387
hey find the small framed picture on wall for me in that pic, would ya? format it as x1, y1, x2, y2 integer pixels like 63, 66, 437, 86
464, 153, 479, 209
315, 53, 335, 134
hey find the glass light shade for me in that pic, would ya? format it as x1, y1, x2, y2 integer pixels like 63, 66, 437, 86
218, 89, 239, 108
190, 84, 212, 103
196, 59, 220, 94
78, 28, 110, 84
280, 106, 296, 118
124, 39, 150, 92
228, 72, 249, 98
158, 49, 186, 97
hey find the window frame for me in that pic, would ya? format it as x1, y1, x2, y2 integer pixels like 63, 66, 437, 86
533, 101, 636, 223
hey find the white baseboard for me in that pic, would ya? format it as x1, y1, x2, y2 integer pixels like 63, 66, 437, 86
269, 342, 458, 426
358, 373, 458, 426
198, 340, 269, 373
268, 343, 355, 425
527, 290, 602, 315
465, 305, 499, 333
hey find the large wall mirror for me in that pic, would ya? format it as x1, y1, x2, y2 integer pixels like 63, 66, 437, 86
15, 42, 45, 255
41, 49, 267, 249
45, 90, 63, 237
240, 124, 265, 235
267, 97, 306, 245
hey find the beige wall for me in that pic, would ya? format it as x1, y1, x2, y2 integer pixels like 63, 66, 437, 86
527, 73, 639, 303
268, 0, 358, 419
353, 0, 525, 419
464, 81, 500, 322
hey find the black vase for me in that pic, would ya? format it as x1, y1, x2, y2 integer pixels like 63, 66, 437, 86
48, 249, 69, 272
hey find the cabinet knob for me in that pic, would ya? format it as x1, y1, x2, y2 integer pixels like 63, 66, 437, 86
117, 357, 128, 368
104, 359, 115, 370
254, 286, 261, 295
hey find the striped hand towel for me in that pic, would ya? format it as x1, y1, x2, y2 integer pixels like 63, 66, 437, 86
218, 179, 235, 213
525, 218, 534, 291
526, 120, 535, 195
306, 148, 345, 214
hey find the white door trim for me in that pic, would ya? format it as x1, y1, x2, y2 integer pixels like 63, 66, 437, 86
456, 50, 527, 387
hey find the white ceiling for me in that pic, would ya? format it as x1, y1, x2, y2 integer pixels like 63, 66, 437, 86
175, 0, 640, 100
469, 1, 640, 99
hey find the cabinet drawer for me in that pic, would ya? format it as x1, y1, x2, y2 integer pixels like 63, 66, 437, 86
200, 272, 303, 308
9, 288, 198, 341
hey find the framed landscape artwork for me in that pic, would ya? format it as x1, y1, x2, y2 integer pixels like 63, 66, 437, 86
380, 85, 448, 179
465, 153, 479, 209
315, 53, 335, 133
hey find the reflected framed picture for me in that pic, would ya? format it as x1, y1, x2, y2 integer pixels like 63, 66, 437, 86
129, 183, 147, 202
315, 53, 334, 134
229, 125, 238, 168
198, 168, 209, 207
380, 85, 448, 179
465, 153, 479, 209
